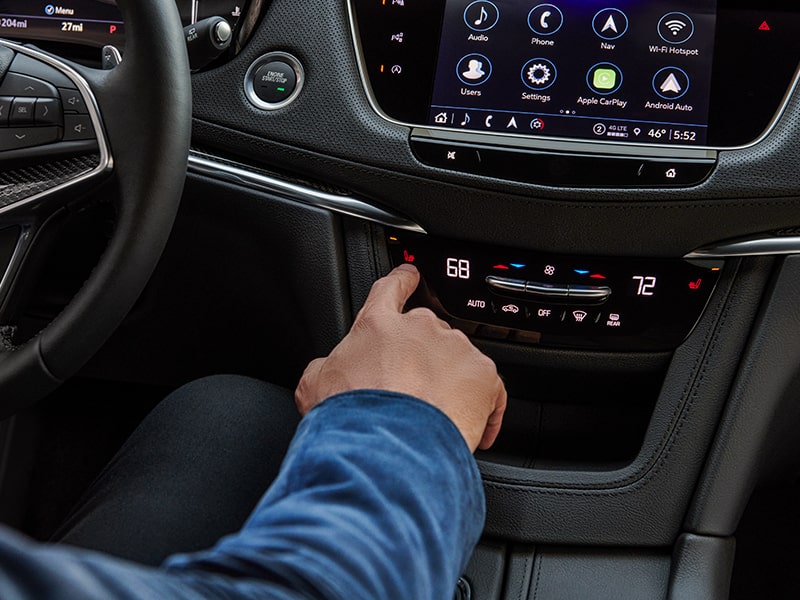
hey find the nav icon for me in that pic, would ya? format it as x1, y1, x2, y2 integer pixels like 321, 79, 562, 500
593, 8, 628, 40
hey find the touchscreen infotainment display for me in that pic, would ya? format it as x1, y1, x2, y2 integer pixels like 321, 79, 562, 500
427, 1, 717, 146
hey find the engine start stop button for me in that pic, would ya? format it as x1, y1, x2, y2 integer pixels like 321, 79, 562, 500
245, 52, 304, 110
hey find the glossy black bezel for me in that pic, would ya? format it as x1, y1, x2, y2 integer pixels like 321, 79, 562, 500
352, 0, 800, 149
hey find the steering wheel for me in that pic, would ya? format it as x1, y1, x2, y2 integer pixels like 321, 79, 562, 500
0, 1, 190, 416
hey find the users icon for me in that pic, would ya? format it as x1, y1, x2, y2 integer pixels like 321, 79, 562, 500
457, 54, 492, 86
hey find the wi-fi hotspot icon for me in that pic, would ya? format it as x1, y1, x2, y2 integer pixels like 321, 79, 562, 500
665, 19, 687, 35
658, 12, 694, 43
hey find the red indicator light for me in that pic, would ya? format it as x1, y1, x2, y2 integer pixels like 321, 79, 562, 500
758, 20, 771, 31
109, 25, 117, 35
492, 264, 510, 270
688, 278, 702, 290
590, 274, 607, 280
403, 250, 415, 263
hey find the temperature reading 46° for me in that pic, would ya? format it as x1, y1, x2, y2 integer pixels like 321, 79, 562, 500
632, 275, 657, 296
446, 258, 470, 280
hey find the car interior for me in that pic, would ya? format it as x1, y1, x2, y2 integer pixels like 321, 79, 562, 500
0, 0, 799, 598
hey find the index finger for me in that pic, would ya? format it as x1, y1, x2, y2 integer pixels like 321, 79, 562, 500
362, 263, 421, 315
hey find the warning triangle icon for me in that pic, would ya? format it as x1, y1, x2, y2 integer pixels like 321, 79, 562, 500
602, 15, 618, 34
758, 21, 770, 31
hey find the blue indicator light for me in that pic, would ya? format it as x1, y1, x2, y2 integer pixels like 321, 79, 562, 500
510, 263, 526, 269
574, 269, 590, 275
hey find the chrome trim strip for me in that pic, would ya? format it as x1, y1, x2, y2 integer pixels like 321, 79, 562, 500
187, 153, 427, 234
346, 0, 800, 158
0, 40, 113, 218
685, 236, 800, 258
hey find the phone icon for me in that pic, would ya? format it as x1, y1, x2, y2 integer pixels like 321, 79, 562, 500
528, 4, 563, 36
484, 115, 494, 128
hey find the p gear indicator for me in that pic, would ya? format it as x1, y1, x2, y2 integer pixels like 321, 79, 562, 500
387, 231, 723, 351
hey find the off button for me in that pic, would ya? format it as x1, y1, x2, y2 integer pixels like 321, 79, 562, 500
245, 52, 304, 110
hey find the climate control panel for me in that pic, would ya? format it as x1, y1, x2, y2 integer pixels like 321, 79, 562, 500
387, 231, 722, 351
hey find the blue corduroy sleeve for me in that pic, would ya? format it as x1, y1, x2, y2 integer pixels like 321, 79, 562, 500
0, 391, 485, 599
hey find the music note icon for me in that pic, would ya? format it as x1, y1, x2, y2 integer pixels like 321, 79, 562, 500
465, 1, 497, 31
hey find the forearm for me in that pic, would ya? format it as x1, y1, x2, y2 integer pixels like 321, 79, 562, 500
0, 391, 484, 600
165, 391, 485, 600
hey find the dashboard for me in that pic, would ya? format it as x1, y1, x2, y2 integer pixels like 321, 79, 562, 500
2, 0, 800, 598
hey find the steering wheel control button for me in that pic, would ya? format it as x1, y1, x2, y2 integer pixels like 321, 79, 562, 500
0, 127, 60, 151
0, 72, 58, 98
59, 88, 88, 114
63, 115, 95, 141
528, 4, 564, 36
9, 98, 35, 126
9, 53, 75, 89
245, 52, 304, 110
0, 97, 11, 126
35, 98, 62, 126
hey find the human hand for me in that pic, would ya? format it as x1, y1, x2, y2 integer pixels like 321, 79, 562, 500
295, 263, 507, 451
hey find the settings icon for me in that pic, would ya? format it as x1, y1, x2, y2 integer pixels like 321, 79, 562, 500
527, 63, 551, 86
521, 58, 557, 90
